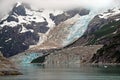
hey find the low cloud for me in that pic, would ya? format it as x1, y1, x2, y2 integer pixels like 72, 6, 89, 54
19, 0, 114, 9
0, 0, 119, 19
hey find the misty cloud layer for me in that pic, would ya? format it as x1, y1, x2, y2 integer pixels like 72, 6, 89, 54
0, 0, 119, 19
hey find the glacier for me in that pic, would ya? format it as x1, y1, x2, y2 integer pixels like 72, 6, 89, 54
63, 10, 101, 46
10, 53, 44, 64
63, 6, 120, 46
64, 12, 94, 45
22, 53, 42, 63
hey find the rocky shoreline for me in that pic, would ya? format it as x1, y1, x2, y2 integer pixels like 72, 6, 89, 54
0, 53, 22, 76
0, 70, 22, 76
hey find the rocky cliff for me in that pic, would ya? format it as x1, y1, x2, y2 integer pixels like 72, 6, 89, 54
45, 45, 102, 65
90, 26, 120, 63
0, 52, 21, 76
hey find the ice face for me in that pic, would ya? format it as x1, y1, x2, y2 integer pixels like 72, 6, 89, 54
63, 10, 98, 46
21, 53, 43, 63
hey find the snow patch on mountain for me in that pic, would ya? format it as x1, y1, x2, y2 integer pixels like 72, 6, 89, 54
0, 3, 64, 29
0, 11, 45, 28
20, 25, 34, 33
1, 21, 17, 27
16, 2, 22, 7
5, 38, 12, 42
98, 8, 120, 19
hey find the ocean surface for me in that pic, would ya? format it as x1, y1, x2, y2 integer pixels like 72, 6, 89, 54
0, 64, 120, 80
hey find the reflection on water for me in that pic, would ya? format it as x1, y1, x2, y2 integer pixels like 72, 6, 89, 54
0, 64, 120, 80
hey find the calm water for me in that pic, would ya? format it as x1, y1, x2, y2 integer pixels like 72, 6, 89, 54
0, 64, 120, 80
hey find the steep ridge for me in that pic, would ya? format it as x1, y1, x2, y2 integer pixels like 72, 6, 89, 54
90, 26, 120, 63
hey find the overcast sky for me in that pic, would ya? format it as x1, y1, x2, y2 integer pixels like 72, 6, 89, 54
0, 0, 119, 19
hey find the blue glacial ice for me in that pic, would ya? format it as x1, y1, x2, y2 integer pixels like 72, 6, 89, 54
63, 11, 96, 46
21, 53, 43, 64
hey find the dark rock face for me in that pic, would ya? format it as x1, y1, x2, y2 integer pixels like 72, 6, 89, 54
90, 27, 120, 63
66, 9, 90, 16
7, 15, 19, 22
85, 13, 120, 35
12, 4, 26, 16
85, 15, 107, 34
0, 25, 39, 57
0, 19, 6, 25
50, 9, 90, 25
31, 55, 46, 63
25, 21, 49, 33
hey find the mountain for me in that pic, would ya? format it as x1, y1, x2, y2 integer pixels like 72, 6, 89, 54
65, 8, 120, 63
0, 2, 90, 57
66, 8, 120, 47
33, 8, 120, 64
5, 2, 120, 64
90, 26, 120, 63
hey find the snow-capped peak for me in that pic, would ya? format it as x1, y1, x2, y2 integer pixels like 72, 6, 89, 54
0, 2, 65, 28
0, 2, 91, 57
16, 2, 22, 7
98, 8, 120, 19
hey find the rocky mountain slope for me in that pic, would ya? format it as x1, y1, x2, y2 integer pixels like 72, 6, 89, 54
32, 45, 102, 64
0, 2, 89, 57
90, 25, 120, 63
0, 52, 21, 76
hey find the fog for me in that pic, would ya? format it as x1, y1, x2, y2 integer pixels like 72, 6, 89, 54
0, 0, 119, 19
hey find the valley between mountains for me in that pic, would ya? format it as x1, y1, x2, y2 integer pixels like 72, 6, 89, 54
0, 2, 120, 75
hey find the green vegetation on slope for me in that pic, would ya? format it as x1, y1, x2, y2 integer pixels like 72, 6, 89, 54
88, 20, 120, 45
90, 32, 120, 63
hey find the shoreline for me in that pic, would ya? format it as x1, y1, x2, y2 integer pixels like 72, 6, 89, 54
0, 70, 22, 76
15, 62, 120, 65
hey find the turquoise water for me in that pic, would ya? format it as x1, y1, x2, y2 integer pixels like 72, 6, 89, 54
0, 64, 120, 80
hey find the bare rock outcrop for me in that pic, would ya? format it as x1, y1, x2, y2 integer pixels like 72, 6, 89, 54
0, 52, 22, 76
